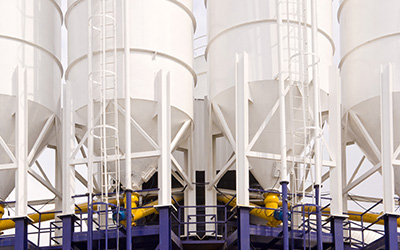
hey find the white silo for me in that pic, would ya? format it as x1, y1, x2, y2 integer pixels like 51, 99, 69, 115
340, 0, 400, 206
206, 0, 333, 197
0, 1, 62, 202
66, 0, 195, 192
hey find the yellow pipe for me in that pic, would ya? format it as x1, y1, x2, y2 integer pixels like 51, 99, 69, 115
0, 195, 183, 231
263, 193, 282, 227
218, 194, 282, 227
219, 194, 400, 228
124, 194, 183, 226
304, 207, 400, 227
0, 199, 121, 231
0, 205, 4, 219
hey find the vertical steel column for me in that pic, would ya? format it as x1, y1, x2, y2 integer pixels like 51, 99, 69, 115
328, 68, 343, 214
281, 181, 289, 250
124, 0, 133, 248
380, 64, 395, 213
62, 81, 76, 249
14, 67, 29, 249
310, 1, 323, 249
235, 52, 249, 206
329, 67, 345, 250
14, 217, 29, 250
276, 1, 289, 249
15, 67, 28, 217
184, 130, 197, 236
157, 71, 172, 249
329, 216, 345, 250
315, 186, 323, 250
60, 214, 75, 250
125, 190, 132, 249
87, 0, 94, 249
157, 71, 171, 206
159, 207, 172, 250
205, 97, 217, 234
63, 82, 75, 215
235, 52, 250, 249
237, 207, 250, 249
380, 64, 398, 250
384, 214, 399, 250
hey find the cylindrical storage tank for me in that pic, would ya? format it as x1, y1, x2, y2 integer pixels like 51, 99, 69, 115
0, 1, 62, 200
339, 0, 400, 194
207, 0, 333, 190
66, 0, 195, 189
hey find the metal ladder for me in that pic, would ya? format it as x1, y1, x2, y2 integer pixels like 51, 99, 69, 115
89, 0, 121, 205
277, 0, 316, 204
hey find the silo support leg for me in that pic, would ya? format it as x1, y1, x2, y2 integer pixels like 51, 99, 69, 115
281, 181, 289, 250
14, 217, 29, 250
384, 214, 399, 250
125, 190, 133, 250
158, 206, 172, 250
60, 214, 76, 250
237, 207, 250, 249
329, 215, 346, 250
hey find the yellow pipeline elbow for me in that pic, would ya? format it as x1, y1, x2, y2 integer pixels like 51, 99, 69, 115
124, 192, 140, 226
0, 205, 4, 219
263, 193, 281, 227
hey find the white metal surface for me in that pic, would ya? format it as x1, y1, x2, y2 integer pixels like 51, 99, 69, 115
339, 0, 400, 196
0, 1, 62, 202
206, 0, 333, 191
235, 53, 250, 206
66, 0, 195, 190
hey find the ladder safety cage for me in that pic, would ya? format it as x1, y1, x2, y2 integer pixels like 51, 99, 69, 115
276, 0, 321, 205
88, 0, 122, 245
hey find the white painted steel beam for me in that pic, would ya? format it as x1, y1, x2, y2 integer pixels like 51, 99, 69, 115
208, 154, 236, 190
380, 64, 395, 213
171, 120, 191, 152
212, 103, 236, 152
157, 71, 172, 206
329, 67, 343, 215
70, 111, 101, 160
392, 145, 400, 162
348, 111, 381, 161
276, 6, 288, 183
87, 0, 94, 201
70, 150, 161, 165
248, 86, 290, 151
35, 161, 52, 187
27, 114, 55, 165
0, 136, 16, 163
117, 104, 160, 150
62, 82, 75, 214
347, 156, 366, 185
235, 52, 250, 206
184, 131, 196, 234
0, 164, 16, 171
343, 163, 381, 194
171, 155, 194, 189
171, 170, 185, 187
124, 0, 132, 191
247, 151, 335, 167
15, 67, 28, 216
75, 171, 88, 188
28, 169, 62, 198
311, 0, 322, 188
205, 98, 217, 233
